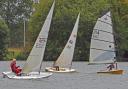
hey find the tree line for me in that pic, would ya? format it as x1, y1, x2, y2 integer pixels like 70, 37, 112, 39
0, 0, 128, 61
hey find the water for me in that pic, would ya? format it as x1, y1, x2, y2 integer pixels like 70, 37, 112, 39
0, 61, 128, 89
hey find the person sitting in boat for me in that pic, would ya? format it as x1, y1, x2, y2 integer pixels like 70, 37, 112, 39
10, 58, 22, 76
107, 61, 117, 71
54, 66, 59, 71
107, 63, 115, 71
53, 62, 59, 71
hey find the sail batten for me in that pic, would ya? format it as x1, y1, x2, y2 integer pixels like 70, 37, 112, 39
22, 1, 55, 74
98, 20, 112, 26
91, 38, 114, 43
89, 11, 116, 64
54, 13, 80, 68
91, 48, 115, 52
93, 29, 113, 34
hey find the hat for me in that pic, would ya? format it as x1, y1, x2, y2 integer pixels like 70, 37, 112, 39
12, 58, 16, 61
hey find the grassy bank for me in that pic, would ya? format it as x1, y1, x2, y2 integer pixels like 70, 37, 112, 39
6, 48, 27, 61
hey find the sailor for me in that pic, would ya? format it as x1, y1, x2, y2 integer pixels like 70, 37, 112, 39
107, 61, 117, 71
10, 58, 22, 76
107, 63, 115, 71
55, 66, 59, 71
53, 61, 59, 71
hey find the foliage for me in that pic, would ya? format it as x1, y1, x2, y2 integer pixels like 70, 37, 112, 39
109, 0, 128, 60
1, 0, 127, 61
16, 52, 28, 60
0, 0, 33, 25
0, 19, 9, 60
29, 0, 111, 61
0, 0, 33, 47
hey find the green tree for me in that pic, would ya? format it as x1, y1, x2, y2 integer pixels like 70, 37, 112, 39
0, 18, 9, 60
29, 0, 110, 61
0, 0, 32, 25
0, 0, 33, 47
111, 0, 128, 60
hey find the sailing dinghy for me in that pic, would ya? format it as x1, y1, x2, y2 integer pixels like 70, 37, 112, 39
45, 13, 80, 73
89, 11, 123, 74
2, 1, 55, 79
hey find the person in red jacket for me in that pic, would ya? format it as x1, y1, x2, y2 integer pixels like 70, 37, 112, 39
10, 58, 22, 76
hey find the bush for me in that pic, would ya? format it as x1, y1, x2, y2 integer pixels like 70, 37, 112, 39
0, 19, 9, 60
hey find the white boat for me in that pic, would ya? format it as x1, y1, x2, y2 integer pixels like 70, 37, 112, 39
89, 11, 123, 74
2, 71, 52, 79
2, 0, 55, 79
45, 13, 80, 73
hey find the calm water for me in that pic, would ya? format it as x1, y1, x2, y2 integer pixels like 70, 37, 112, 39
0, 61, 128, 89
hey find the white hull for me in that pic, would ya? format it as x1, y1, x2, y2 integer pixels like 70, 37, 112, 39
2, 71, 52, 79
45, 67, 76, 73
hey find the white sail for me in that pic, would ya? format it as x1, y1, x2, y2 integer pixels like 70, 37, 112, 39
89, 11, 116, 64
54, 13, 80, 68
22, 1, 55, 74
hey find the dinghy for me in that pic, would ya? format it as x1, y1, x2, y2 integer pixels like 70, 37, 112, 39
45, 13, 80, 73
2, 0, 55, 79
89, 11, 123, 74
2, 71, 52, 79
97, 69, 123, 74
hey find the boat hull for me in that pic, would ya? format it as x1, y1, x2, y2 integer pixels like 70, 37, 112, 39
2, 71, 52, 79
97, 69, 123, 74
45, 67, 76, 73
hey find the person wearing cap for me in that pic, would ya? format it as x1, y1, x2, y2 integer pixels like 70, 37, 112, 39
10, 58, 22, 76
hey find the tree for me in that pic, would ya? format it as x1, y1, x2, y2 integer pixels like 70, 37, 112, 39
0, 18, 9, 60
0, 0, 33, 47
29, 0, 110, 61
0, 0, 32, 25
112, 0, 128, 60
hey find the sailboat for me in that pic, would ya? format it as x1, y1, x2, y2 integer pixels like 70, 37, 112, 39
89, 11, 123, 74
45, 13, 80, 73
2, 1, 55, 79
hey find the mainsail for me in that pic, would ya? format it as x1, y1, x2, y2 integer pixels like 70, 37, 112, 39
54, 13, 80, 68
89, 11, 116, 64
22, 1, 55, 74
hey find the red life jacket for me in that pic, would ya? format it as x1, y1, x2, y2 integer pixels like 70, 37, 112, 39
10, 61, 17, 73
10, 61, 22, 76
